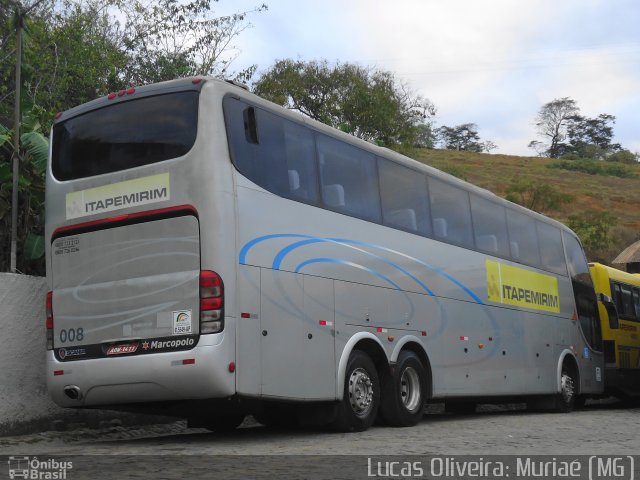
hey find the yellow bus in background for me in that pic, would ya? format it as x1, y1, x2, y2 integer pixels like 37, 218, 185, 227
590, 262, 640, 399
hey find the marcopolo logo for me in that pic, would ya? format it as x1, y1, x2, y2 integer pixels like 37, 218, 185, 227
142, 337, 196, 351
7, 456, 72, 479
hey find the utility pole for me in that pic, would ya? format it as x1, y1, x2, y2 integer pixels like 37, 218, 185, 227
8, 0, 45, 273
10, 6, 22, 273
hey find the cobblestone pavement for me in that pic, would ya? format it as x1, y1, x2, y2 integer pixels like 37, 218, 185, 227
1, 402, 638, 458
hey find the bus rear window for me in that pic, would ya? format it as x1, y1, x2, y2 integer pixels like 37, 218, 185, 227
52, 91, 199, 181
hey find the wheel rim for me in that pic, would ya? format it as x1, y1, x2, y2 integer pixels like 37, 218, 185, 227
400, 366, 422, 413
348, 367, 374, 417
561, 372, 575, 404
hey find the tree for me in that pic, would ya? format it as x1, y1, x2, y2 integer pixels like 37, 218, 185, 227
481, 140, 498, 153
607, 149, 638, 164
437, 123, 484, 152
120, 0, 267, 85
0, 0, 266, 274
413, 123, 436, 149
253, 59, 436, 147
563, 113, 620, 159
530, 98, 627, 160
530, 97, 579, 158
566, 212, 617, 255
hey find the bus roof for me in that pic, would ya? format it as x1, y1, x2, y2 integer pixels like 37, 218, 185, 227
589, 262, 640, 285
54, 76, 578, 240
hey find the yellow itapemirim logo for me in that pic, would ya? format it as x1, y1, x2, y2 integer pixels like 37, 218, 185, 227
486, 260, 560, 313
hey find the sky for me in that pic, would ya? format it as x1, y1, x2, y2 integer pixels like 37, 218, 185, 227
217, 0, 640, 156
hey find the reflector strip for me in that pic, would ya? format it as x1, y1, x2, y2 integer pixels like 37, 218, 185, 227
376, 327, 387, 333
241, 313, 251, 319
53, 204, 198, 239
319, 320, 334, 326
171, 359, 196, 366
459, 336, 469, 341
421, 331, 427, 336
53, 370, 64, 376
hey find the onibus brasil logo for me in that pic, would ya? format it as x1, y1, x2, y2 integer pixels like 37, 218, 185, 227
7, 456, 72, 479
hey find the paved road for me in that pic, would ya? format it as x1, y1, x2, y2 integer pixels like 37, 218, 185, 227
1, 402, 638, 479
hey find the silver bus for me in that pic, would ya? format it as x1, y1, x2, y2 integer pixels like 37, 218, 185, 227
45, 77, 604, 431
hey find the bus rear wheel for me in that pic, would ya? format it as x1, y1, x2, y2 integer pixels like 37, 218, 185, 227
380, 351, 427, 427
555, 368, 577, 413
332, 350, 380, 432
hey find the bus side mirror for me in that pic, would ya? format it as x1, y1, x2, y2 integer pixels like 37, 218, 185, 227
598, 293, 619, 330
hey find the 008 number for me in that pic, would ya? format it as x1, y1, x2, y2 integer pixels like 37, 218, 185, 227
59, 328, 84, 343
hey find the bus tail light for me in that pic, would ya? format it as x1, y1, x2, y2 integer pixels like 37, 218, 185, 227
46, 291, 54, 350
200, 270, 224, 334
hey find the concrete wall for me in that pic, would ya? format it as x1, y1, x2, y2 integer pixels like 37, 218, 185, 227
0, 273, 61, 434
0, 273, 168, 435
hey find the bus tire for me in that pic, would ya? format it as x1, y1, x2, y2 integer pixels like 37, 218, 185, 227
380, 351, 426, 427
332, 350, 380, 432
555, 368, 577, 413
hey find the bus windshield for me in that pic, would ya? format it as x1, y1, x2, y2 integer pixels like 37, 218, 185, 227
52, 91, 199, 181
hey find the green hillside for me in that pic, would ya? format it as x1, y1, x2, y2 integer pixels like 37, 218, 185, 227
407, 148, 640, 265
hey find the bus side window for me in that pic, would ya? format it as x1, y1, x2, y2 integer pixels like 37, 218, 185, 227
536, 221, 567, 275
317, 134, 381, 222
506, 209, 540, 267
223, 97, 318, 203
619, 284, 635, 320
282, 121, 318, 202
470, 194, 509, 257
378, 158, 431, 236
428, 177, 473, 248
612, 283, 623, 312
633, 288, 640, 322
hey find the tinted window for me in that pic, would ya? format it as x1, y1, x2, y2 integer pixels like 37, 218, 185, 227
506, 209, 540, 266
224, 98, 318, 202
428, 177, 473, 248
536, 221, 567, 275
564, 232, 601, 350
614, 283, 636, 320
378, 158, 431, 235
317, 134, 381, 222
52, 92, 199, 181
470, 194, 509, 257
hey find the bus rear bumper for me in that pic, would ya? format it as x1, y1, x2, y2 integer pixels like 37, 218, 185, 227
46, 333, 236, 408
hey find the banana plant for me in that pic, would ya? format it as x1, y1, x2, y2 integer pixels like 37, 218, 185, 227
0, 111, 48, 270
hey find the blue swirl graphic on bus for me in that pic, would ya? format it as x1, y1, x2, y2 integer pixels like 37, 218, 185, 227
239, 233, 484, 304
273, 237, 434, 296
294, 258, 403, 291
